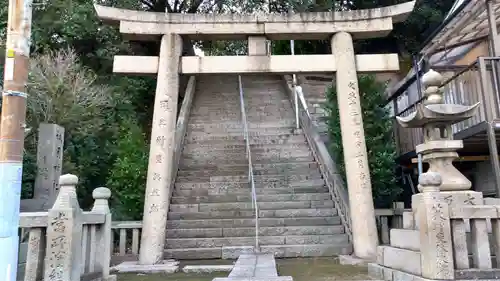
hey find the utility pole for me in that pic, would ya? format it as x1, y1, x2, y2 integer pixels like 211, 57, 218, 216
0, 0, 33, 280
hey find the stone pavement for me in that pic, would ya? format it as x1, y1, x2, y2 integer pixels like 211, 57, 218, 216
213, 253, 293, 281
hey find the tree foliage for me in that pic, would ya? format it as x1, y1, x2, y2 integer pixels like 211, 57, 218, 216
106, 118, 148, 220
324, 75, 401, 208
0, 0, 456, 215
21, 49, 133, 207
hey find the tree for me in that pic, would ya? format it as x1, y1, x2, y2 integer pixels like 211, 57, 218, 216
271, 0, 456, 63
23, 49, 139, 207
324, 75, 401, 208
106, 117, 148, 220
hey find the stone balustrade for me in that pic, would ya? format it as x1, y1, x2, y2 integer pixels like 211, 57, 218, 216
106, 204, 407, 261
17, 174, 115, 281
375, 202, 408, 245
449, 205, 500, 271
111, 221, 142, 257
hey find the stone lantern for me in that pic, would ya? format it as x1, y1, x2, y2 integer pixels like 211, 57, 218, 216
397, 69, 485, 228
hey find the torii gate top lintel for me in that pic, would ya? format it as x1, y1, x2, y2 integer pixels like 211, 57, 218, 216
94, 1, 415, 40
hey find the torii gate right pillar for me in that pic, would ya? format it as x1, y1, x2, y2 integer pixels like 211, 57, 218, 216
332, 32, 378, 260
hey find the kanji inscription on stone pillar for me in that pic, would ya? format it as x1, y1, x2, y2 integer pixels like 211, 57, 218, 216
331, 31, 378, 260
139, 33, 182, 265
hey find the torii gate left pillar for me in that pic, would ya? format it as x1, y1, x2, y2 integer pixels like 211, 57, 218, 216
139, 33, 182, 265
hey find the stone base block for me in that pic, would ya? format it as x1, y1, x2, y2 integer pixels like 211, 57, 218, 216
222, 246, 256, 259
111, 260, 179, 274
165, 247, 222, 259
89, 275, 117, 281
213, 277, 293, 281
337, 255, 369, 265
389, 229, 420, 251
411, 191, 483, 229
368, 263, 500, 281
402, 211, 414, 229
377, 246, 421, 276
182, 265, 234, 273
455, 269, 500, 279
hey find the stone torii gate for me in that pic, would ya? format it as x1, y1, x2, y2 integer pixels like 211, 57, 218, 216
94, 1, 415, 264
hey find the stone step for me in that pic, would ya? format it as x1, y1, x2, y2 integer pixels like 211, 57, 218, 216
169, 200, 334, 213
165, 234, 349, 249
174, 179, 326, 190
185, 128, 302, 137
190, 107, 293, 115
176, 168, 319, 177
163, 244, 352, 259
190, 103, 291, 111
186, 126, 300, 135
167, 208, 337, 220
189, 114, 295, 122
192, 102, 291, 109
166, 225, 344, 238
182, 143, 310, 154
183, 134, 305, 144
175, 173, 322, 183
189, 118, 295, 124
194, 88, 284, 95
179, 156, 315, 166
193, 96, 289, 102
171, 193, 331, 204
183, 148, 312, 158
166, 216, 340, 229
173, 186, 329, 197
187, 122, 297, 132
178, 161, 318, 172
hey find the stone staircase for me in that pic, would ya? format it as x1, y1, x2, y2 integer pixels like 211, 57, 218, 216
164, 74, 352, 259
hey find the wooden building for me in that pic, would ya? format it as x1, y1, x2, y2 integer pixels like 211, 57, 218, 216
386, 0, 500, 196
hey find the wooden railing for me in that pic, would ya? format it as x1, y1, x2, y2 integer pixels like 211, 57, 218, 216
17, 174, 114, 281
395, 58, 500, 155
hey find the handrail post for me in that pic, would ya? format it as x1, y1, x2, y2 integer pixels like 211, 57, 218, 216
91, 187, 114, 281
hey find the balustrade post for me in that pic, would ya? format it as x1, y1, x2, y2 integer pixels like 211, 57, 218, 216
416, 172, 454, 280
44, 174, 83, 281
24, 228, 46, 281
91, 187, 115, 281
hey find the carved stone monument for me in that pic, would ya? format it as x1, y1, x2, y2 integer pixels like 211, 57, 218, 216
36, 123, 65, 210
44, 174, 82, 281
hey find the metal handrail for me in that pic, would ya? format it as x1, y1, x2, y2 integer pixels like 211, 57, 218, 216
294, 85, 311, 119
290, 41, 311, 125
237, 75, 259, 252
286, 72, 353, 242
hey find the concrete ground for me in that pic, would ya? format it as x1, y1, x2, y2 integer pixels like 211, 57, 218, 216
116, 257, 375, 281
277, 257, 375, 281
